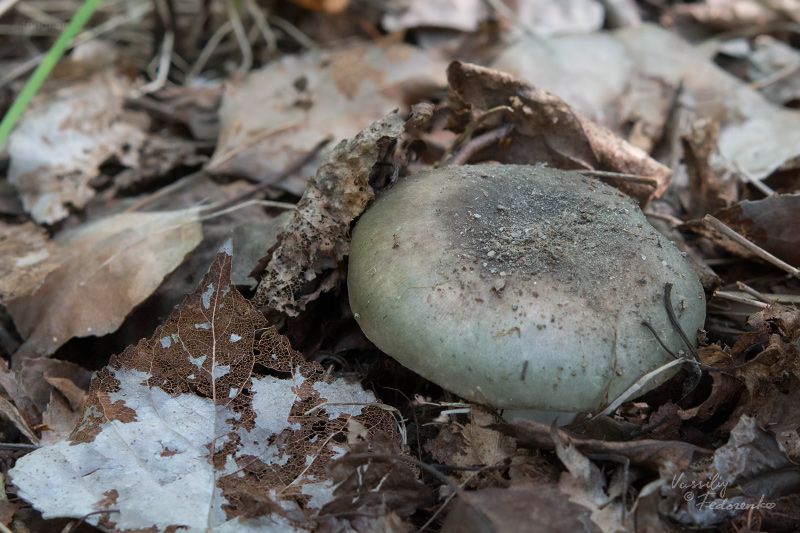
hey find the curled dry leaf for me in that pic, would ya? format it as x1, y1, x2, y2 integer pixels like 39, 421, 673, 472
7, 71, 147, 224
492, 24, 800, 181
252, 106, 433, 315
7, 209, 203, 362
0, 358, 91, 445
210, 41, 444, 194
0, 221, 59, 303
684, 195, 800, 266
9, 239, 399, 532
446, 61, 670, 206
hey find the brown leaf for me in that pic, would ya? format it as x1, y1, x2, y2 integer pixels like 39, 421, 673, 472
252, 106, 433, 315
681, 120, 740, 218
713, 415, 800, 499
210, 41, 444, 194
7, 209, 203, 361
441, 482, 602, 533
0, 358, 91, 444
446, 61, 670, 205
686, 195, 800, 266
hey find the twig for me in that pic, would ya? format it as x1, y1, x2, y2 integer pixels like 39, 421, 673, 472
704, 214, 800, 279
641, 320, 678, 359
713, 291, 769, 309
226, 0, 252, 74
571, 169, 659, 187
245, 0, 276, 53
732, 161, 775, 197
735, 281, 774, 304
0, 1, 153, 89
445, 124, 513, 166
204, 135, 331, 214
0, 442, 40, 450
342, 453, 461, 494
187, 20, 233, 79
664, 283, 699, 360
644, 210, 685, 227
436, 105, 513, 166
268, 15, 316, 49
134, 0, 174, 96
205, 119, 302, 171
749, 61, 800, 90
63, 510, 119, 533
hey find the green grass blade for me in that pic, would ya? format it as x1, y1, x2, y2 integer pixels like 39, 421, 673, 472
0, 0, 103, 149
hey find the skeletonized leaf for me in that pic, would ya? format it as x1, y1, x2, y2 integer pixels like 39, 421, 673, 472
251, 106, 432, 315
10, 239, 399, 532
8, 209, 203, 362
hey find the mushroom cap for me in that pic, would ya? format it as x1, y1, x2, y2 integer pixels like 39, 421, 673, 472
348, 165, 705, 412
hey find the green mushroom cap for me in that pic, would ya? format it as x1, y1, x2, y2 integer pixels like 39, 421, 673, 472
348, 165, 705, 412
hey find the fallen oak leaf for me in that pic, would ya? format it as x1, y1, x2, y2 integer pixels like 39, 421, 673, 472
9, 238, 399, 532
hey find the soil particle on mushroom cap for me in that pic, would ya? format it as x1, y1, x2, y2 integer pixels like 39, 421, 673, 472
348, 164, 705, 412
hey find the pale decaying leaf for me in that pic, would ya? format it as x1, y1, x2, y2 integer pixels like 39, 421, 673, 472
252, 106, 433, 315
210, 41, 444, 194
446, 61, 670, 205
0, 221, 59, 303
382, 0, 604, 35
7, 71, 147, 224
10, 239, 400, 532
492, 23, 800, 180
7, 209, 203, 362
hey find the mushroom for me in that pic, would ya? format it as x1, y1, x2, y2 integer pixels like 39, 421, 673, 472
348, 165, 705, 415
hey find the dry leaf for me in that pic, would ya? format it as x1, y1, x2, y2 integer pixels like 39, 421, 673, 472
712, 415, 800, 499
662, 0, 784, 31
0, 358, 91, 445
7, 209, 203, 361
493, 24, 800, 181
7, 71, 147, 224
252, 106, 432, 315
684, 195, 800, 266
681, 120, 740, 218
9, 238, 399, 532
441, 482, 601, 533
210, 42, 444, 194
0, 221, 59, 303
382, 0, 604, 35
446, 61, 670, 205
